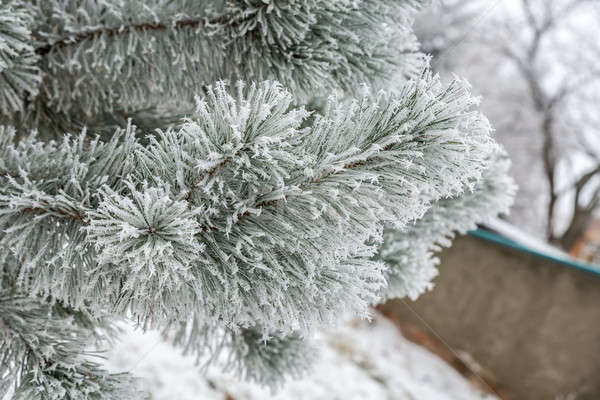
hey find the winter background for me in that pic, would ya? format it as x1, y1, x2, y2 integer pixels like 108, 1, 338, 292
1, 0, 598, 399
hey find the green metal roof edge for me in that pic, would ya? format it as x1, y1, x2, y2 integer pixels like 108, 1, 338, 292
468, 228, 600, 277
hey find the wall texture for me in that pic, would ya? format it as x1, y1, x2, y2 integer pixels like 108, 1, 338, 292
379, 234, 600, 400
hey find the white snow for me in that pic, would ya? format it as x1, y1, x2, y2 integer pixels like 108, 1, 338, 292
483, 217, 569, 260
105, 312, 496, 400
483, 218, 600, 269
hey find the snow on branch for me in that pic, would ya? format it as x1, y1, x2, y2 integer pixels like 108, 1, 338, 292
0, 3, 40, 117
0, 293, 143, 400
0, 74, 501, 389
10, 0, 425, 134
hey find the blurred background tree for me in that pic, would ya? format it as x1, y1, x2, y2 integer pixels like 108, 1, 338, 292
415, 0, 600, 252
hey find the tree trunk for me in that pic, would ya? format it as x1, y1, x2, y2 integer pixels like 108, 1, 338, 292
558, 207, 594, 251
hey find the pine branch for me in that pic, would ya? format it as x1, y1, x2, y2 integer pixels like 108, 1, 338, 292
0, 2, 41, 116
17, 0, 425, 135
35, 16, 209, 56
169, 316, 317, 390
0, 293, 142, 400
1, 75, 497, 336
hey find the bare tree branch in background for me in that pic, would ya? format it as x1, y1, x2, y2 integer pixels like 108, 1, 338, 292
503, 0, 600, 248
415, 0, 600, 251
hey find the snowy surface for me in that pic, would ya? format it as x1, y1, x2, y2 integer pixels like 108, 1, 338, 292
105, 312, 495, 400
484, 218, 569, 259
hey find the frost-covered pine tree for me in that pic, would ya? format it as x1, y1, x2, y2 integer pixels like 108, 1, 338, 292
0, 1, 515, 398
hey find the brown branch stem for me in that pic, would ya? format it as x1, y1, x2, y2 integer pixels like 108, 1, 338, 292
35, 17, 213, 56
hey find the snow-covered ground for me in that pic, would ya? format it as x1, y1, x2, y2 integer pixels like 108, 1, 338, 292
105, 312, 495, 400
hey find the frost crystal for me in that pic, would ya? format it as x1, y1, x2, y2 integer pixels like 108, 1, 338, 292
88, 183, 204, 299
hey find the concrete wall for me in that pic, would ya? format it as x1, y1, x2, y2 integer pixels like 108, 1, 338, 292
379, 235, 600, 400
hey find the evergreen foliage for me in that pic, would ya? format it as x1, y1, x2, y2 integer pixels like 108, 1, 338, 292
0, 0, 514, 398
0, 294, 140, 400
0, 3, 39, 118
